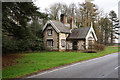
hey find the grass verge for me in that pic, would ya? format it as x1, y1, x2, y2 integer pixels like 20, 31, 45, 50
3, 46, 118, 78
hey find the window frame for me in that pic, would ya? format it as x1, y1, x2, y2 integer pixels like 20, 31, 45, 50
46, 39, 53, 47
47, 29, 52, 36
61, 39, 66, 47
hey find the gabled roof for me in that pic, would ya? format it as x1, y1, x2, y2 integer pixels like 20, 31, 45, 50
68, 27, 91, 40
42, 20, 71, 33
51, 20, 70, 33
86, 25, 98, 41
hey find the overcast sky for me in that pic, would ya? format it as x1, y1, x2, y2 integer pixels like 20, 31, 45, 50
33, 0, 120, 17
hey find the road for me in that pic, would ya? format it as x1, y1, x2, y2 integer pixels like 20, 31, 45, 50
27, 52, 119, 78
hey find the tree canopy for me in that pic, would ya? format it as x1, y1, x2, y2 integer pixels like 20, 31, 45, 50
2, 2, 48, 54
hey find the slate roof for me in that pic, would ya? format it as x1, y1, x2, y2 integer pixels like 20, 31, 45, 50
51, 20, 71, 33
68, 27, 91, 40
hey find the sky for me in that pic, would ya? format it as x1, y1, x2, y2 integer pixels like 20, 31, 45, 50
33, 0, 120, 17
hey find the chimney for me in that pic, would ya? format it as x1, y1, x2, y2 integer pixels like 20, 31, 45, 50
60, 14, 67, 24
64, 15, 67, 24
70, 17, 73, 29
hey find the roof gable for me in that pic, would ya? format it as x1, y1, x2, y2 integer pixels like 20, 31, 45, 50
42, 20, 60, 33
86, 26, 98, 41
42, 20, 70, 33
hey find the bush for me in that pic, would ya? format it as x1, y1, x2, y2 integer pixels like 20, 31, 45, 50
94, 43, 105, 51
2, 32, 44, 54
2, 36, 18, 54
30, 37, 44, 51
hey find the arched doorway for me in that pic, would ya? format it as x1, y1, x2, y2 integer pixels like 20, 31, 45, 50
73, 41, 77, 51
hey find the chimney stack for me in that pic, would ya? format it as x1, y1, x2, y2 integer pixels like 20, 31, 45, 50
60, 14, 67, 24
64, 15, 67, 24
70, 17, 73, 29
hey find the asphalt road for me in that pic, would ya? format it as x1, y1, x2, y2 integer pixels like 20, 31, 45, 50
27, 52, 119, 78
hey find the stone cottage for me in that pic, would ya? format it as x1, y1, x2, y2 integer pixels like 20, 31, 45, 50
42, 14, 97, 51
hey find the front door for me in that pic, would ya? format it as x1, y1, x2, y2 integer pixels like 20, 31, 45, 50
73, 41, 77, 51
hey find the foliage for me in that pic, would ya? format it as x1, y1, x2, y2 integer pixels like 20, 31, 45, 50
78, 2, 99, 27
3, 46, 118, 78
2, 2, 38, 35
30, 12, 49, 37
2, 2, 47, 54
94, 43, 105, 51
2, 28, 44, 54
2, 35, 18, 53
109, 10, 119, 45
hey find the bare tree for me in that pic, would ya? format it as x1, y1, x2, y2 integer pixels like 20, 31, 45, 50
45, 3, 69, 21
45, 3, 61, 20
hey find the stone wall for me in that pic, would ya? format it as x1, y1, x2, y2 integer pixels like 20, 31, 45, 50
77, 40, 85, 50
43, 25, 58, 51
66, 41, 73, 50
59, 33, 69, 51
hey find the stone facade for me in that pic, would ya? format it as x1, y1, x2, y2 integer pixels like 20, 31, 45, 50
43, 25, 58, 51
77, 40, 85, 50
59, 33, 68, 51
43, 20, 97, 51
66, 41, 73, 51
43, 26, 96, 51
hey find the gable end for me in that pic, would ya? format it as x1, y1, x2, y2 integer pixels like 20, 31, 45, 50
42, 20, 60, 33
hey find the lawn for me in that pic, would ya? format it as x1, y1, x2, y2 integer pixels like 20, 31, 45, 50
3, 46, 118, 78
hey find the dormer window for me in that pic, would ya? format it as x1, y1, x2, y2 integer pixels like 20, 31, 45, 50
48, 29, 52, 36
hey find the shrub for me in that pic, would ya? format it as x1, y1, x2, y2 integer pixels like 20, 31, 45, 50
2, 32, 44, 54
2, 36, 18, 54
94, 43, 105, 51
30, 37, 44, 51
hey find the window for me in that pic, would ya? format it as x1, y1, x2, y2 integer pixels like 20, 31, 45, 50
47, 29, 52, 36
47, 39, 53, 47
61, 39, 66, 47
88, 40, 94, 49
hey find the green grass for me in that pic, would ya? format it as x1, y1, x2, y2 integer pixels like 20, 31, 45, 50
3, 46, 118, 78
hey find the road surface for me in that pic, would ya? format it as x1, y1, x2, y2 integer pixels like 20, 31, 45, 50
27, 52, 119, 78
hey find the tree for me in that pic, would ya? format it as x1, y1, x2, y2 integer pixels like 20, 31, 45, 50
109, 10, 119, 45
2, 2, 39, 39
66, 3, 78, 25
45, 3, 69, 21
45, 3, 61, 20
96, 17, 104, 44
30, 12, 49, 36
2, 2, 45, 53
78, 2, 99, 28
100, 16, 111, 45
